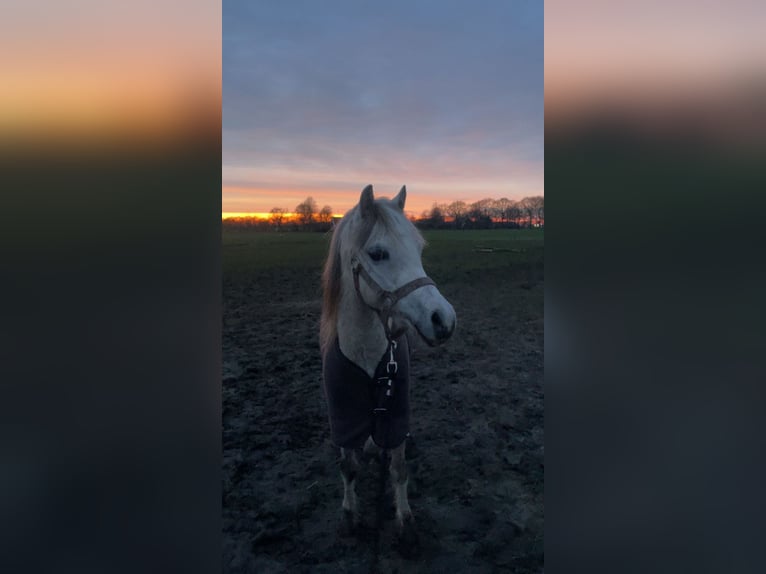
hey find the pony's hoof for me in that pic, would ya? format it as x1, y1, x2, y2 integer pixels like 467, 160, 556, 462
396, 515, 421, 558
337, 509, 358, 537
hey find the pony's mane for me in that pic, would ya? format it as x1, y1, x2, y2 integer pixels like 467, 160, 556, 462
319, 200, 424, 356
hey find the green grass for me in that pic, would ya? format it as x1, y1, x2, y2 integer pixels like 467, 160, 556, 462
420, 229, 543, 279
223, 229, 333, 273
223, 228, 543, 279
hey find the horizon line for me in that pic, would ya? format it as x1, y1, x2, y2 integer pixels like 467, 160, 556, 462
222, 194, 544, 220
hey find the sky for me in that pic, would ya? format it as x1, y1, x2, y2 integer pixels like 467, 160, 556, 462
223, 0, 543, 216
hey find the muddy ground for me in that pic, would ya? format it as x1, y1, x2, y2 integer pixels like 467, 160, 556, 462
223, 230, 543, 573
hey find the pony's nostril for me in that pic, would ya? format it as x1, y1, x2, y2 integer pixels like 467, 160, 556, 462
431, 311, 443, 326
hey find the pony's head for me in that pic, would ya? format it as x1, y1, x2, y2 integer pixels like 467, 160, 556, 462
321, 184, 456, 353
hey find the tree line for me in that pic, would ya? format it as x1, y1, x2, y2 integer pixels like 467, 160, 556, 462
415, 196, 544, 229
223, 195, 543, 231
267, 197, 336, 232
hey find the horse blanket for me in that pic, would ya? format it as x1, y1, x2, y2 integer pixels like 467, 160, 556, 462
322, 335, 410, 449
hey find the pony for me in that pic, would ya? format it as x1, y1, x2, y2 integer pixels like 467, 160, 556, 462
320, 184, 457, 549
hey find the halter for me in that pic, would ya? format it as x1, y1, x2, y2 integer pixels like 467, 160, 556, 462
350, 256, 435, 342
348, 209, 435, 343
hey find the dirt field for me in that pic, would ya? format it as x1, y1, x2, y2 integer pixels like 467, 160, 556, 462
223, 229, 544, 573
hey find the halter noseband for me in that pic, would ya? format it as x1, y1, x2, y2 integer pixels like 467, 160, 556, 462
350, 255, 435, 341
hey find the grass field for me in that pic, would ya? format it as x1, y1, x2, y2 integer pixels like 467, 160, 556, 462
223, 227, 544, 572
223, 228, 544, 276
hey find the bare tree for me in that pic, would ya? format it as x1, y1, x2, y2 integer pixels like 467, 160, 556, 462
518, 196, 544, 228
429, 203, 445, 227
295, 196, 318, 227
269, 207, 286, 231
446, 200, 468, 228
507, 202, 522, 226
318, 205, 333, 224
494, 198, 513, 224
468, 198, 494, 227
518, 197, 531, 227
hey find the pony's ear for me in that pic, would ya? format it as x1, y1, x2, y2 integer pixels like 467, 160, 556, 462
359, 184, 375, 218
394, 185, 407, 211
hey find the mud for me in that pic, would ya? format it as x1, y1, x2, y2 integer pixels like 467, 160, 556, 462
223, 252, 543, 573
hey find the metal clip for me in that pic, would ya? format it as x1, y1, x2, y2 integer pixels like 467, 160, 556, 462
387, 360, 398, 375
373, 407, 387, 414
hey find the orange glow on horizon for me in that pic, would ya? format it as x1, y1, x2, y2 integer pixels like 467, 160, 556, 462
222, 212, 342, 221
221, 185, 543, 219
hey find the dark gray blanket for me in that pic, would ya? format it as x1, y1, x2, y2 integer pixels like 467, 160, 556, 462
322, 335, 410, 449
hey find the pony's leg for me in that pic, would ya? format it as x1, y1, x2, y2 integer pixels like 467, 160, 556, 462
390, 441, 420, 554
389, 442, 412, 526
339, 447, 360, 531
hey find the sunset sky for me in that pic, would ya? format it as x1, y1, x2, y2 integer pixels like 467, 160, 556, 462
223, 1, 543, 217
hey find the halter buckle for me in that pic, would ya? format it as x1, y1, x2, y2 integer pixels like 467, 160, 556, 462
381, 295, 395, 314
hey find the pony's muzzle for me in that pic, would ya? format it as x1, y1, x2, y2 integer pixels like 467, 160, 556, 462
431, 309, 455, 343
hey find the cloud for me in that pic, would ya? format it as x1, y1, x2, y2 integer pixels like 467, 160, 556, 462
223, 0, 543, 212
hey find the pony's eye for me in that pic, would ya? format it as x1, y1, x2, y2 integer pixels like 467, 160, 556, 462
367, 247, 389, 262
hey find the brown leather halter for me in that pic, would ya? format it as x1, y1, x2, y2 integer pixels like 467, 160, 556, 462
349, 205, 436, 345
350, 255, 435, 342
